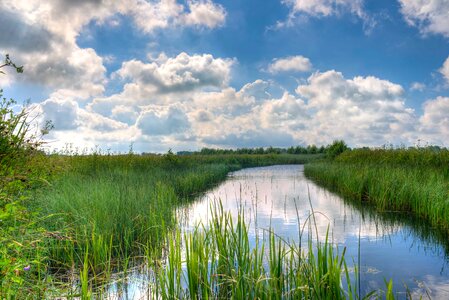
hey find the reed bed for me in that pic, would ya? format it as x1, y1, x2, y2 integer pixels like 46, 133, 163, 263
304, 148, 449, 232
157, 202, 388, 299
0, 153, 316, 298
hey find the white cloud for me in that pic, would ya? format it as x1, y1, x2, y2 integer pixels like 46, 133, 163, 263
0, 0, 227, 97
129, 0, 184, 33
87, 52, 235, 125
192, 80, 272, 117
32, 93, 138, 152
419, 96, 449, 144
116, 52, 234, 94
267, 56, 312, 73
282, 0, 362, 17
260, 92, 309, 129
39, 97, 80, 131
111, 105, 139, 125
183, 0, 226, 28
399, 0, 449, 37
410, 82, 426, 91
239, 80, 272, 99
295, 70, 416, 145
439, 56, 449, 84
137, 104, 190, 136
279, 0, 375, 32
59, 70, 425, 151
203, 129, 295, 148
38, 93, 128, 132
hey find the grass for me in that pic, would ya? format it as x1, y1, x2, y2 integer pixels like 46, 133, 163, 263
158, 201, 383, 299
0, 152, 317, 298
304, 148, 449, 232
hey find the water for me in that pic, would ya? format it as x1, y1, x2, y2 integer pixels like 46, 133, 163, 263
179, 165, 449, 298
106, 165, 449, 298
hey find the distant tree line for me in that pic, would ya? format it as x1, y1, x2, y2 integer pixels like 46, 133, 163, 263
178, 144, 330, 156
173, 140, 448, 158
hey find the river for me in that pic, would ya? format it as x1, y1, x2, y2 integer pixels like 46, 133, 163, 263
108, 165, 449, 299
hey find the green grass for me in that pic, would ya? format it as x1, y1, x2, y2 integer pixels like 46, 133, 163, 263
1, 153, 315, 297
304, 148, 449, 232
158, 202, 382, 299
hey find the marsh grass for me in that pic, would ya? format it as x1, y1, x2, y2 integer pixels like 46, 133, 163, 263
158, 201, 382, 299
21, 153, 316, 296
305, 148, 449, 232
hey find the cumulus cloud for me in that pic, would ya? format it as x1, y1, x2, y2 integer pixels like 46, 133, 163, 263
0, 0, 227, 97
192, 80, 272, 117
183, 0, 226, 28
0, 9, 53, 53
439, 56, 449, 84
193, 110, 213, 122
39, 97, 80, 131
31, 92, 137, 152
260, 92, 308, 129
111, 105, 139, 125
137, 105, 190, 135
296, 70, 416, 145
38, 93, 128, 132
419, 96, 449, 144
82, 70, 425, 150
86, 51, 235, 126
282, 0, 363, 17
267, 56, 312, 73
203, 129, 295, 148
399, 0, 449, 37
115, 52, 234, 94
279, 0, 375, 32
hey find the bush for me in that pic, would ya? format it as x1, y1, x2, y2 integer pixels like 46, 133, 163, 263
326, 140, 349, 159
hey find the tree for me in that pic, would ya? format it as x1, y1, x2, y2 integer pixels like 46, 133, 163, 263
326, 140, 349, 159
0, 54, 23, 74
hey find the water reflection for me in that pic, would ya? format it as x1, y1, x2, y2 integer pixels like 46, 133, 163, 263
179, 165, 449, 298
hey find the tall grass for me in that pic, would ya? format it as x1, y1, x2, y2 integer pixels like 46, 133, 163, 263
25, 153, 316, 294
305, 148, 449, 232
158, 202, 380, 299
0, 89, 60, 298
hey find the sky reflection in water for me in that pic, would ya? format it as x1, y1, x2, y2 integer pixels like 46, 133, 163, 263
180, 165, 449, 298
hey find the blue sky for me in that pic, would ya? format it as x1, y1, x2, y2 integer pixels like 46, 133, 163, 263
1, 0, 448, 152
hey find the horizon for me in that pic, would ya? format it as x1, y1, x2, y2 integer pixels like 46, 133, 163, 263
1, 0, 448, 153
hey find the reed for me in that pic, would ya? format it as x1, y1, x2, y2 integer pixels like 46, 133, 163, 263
305, 148, 449, 232
157, 202, 381, 299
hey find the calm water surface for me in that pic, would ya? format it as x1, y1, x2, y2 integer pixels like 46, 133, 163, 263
180, 165, 449, 298
108, 165, 449, 299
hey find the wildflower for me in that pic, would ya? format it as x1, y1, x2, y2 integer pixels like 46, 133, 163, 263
23, 265, 31, 271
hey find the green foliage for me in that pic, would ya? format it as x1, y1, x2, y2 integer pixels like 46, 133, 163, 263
19, 153, 313, 297
0, 56, 56, 298
158, 202, 375, 299
193, 145, 327, 155
305, 148, 449, 232
326, 140, 350, 159
0, 54, 23, 74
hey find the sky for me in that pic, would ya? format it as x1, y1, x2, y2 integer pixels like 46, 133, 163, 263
1, 0, 448, 153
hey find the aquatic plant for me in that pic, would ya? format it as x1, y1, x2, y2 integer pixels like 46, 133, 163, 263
305, 148, 449, 232
158, 201, 382, 299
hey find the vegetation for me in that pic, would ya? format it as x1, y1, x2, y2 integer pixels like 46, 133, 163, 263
158, 203, 371, 299
33, 153, 314, 265
0, 58, 58, 298
1, 118, 318, 298
305, 147, 449, 232
179, 144, 328, 155
0, 54, 421, 299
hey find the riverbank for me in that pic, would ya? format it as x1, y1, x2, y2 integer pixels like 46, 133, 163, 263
304, 148, 449, 232
1, 152, 320, 298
